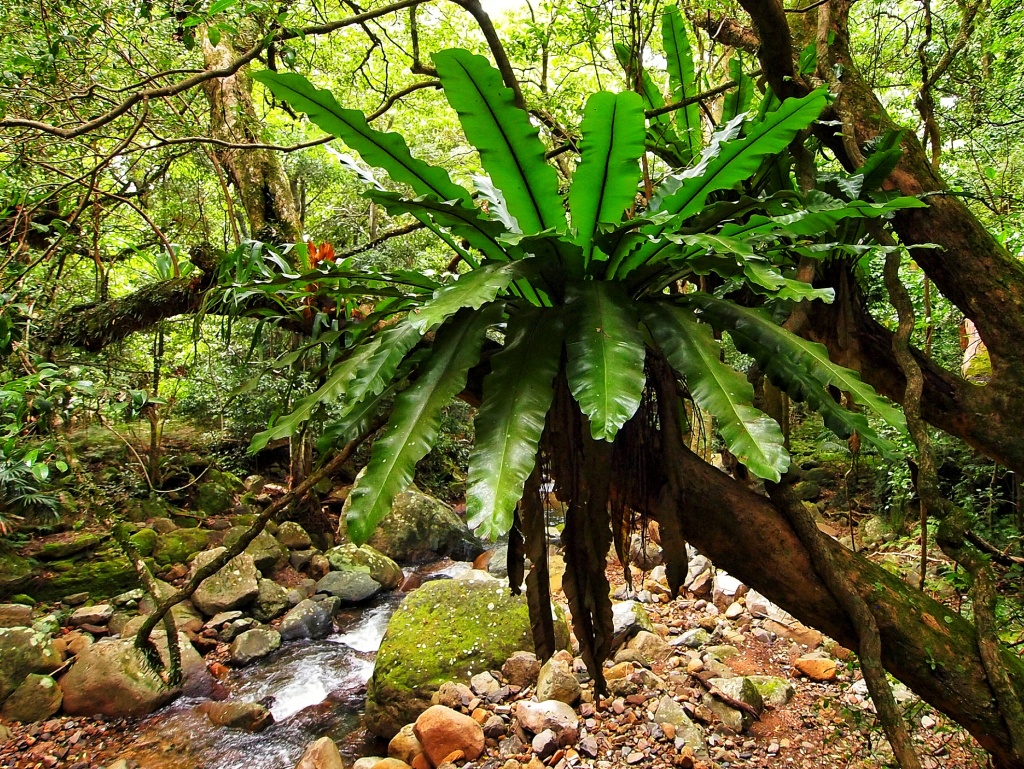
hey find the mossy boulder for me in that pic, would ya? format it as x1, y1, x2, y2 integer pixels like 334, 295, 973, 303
34, 533, 103, 561
222, 528, 287, 574
125, 496, 174, 523
342, 486, 484, 564
190, 548, 260, 617
30, 547, 138, 603
325, 544, 403, 589
193, 469, 245, 516
128, 528, 158, 558
1, 673, 62, 722
0, 544, 33, 599
152, 529, 211, 567
0, 627, 62, 702
365, 577, 570, 738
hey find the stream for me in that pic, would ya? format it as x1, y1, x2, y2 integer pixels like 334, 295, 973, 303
118, 561, 478, 769
120, 594, 401, 769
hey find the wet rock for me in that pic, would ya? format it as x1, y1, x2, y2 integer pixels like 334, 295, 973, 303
342, 486, 485, 564
795, 654, 837, 682
252, 579, 290, 623
325, 544, 403, 590
0, 604, 33, 628
536, 657, 580, 705
295, 737, 346, 769
365, 579, 569, 738
315, 571, 381, 604
502, 651, 540, 688
190, 549, 260, 617
276, 521, 313, 550
515, 700, 579, 745
0, 627, 62, 701
414, 705, 485, 766
388, 723, 424, 764
0, 674, 62, 722
198, 699, 273, 731
279, 599, 334, 641
70, 604, 114, 627
230, 627, 281, 666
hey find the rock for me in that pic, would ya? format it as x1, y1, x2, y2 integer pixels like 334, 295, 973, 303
653, 696, 706, 754
0, 627, 62, 702
706, 644, 740, 660
502, 651, 541, 688
0, 543, 33, 596
70, 604, 114, 627
433, 681, 473, 709
352, 759, 381, 769
204, 610, 244, 629
325, 544, 403, 589
628, 534, 663, 570
712, 573, 746, 608
388, 724, 424, 764
791, 480, 820, 501
315, 571, 381, 603
372, 760, 413, 769
483, 714, 506, 738
0, 604, 33, 628
295, 737, 346, 769
413, 705, 485, 766
32, 614, 60, 636
198, 700, 273, 731
470, 671, 500, 697
763, 618, 822, 648
486, 545, 509, 579
611, 601, 656, 649
0, 674, 62, 722
128, 528, 158, 558
627, 630, 673, 664
342, 486, 484, 564
33, 533, 103, 561
365, 578, 569, 738
746, 675, 795, 707
675, 628, 711, 648
276, 521, 313, 550
150, 517, 178, 534
291, 549, 317, 571
532, 729, 559, 758
60, 634, 212, 717
222, 528, 288, 574
137, 580, 204, 630
795, 654, 837, 682
703, 677, 763, 732
190, 549, 260, 617
744, 590, 772, 617
152, 528, 210, 567
279, 599, 333, 641
252, 579, 290, 623
194, 469, 244, 515
219, 618, 256, 643
515, 700, 579, 744
860, 516, 889, 545
65, 631, 95, 657
724, 601, 744, 619
536, 657, 580, 705
230, 628, 281, 666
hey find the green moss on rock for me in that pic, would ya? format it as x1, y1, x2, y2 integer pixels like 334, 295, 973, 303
128, 528, 158, 558
365, 577, 569, 738
0, 544, 33, 600
152, 529, 211, 567
325, 544, 403, 589
30, 548, 139, 602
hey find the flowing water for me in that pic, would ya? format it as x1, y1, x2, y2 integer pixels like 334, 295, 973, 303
121, 596, 402, 769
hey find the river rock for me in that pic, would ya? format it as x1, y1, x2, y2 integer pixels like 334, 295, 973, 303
222, 528, 287, 574
198, 699, 273, 731
191, 549, 260, 616
626, 630, 673, 664
675, 628, 711, 648
276, 521, 313, 550
795, 653, 837, 681
342, 486, 484, 564
365, 578, 569, 738
536, 657, 580, 704
515, 700, 579, 745
703, 676, 763, 732
138, 579, 205, 629
253, 579, 290, 622
763, 618, 822, 648
279, 599, 333, 641
296, 737, 346, 769
388, 724, 424, 764
0, 604, 33, 628
230, 627, 281, 666
70, 603, 114, 627
152, 528, 210, 567
653, 695, 707, 754
325, 544, 403, 589
0, 674, 62, 722
0, 627, 62, 702
60, 634, 211, 717
629, 534, 663, 570
413, 705, 485, 766
470, 671, 500, 697
502, 651, 540, 688
611, 601, 656, 649
316, 570, 381, 603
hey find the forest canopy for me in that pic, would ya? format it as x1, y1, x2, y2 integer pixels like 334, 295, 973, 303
5, 0, 1024, 766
